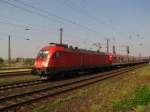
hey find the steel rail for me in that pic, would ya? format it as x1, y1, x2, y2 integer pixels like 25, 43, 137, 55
0, 71, 31, 78
0, 79, 48, 91
0, 67, 32, 71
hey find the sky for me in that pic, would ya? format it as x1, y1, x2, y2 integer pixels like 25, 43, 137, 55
0, 0, 149, 59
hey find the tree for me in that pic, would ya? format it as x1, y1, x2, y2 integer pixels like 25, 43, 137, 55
0, 57, 4, 65
24, 58, 34, 66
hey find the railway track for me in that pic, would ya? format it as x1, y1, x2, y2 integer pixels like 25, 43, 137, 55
0, 67, 31, 71
0, 64, 146, 111
0, 79, 48, 91
0, 65, 138, 91
0, 71, 31, 78
0, 67, 32, 78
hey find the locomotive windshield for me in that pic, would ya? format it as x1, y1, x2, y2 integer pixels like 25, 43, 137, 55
37, 50, 49, 59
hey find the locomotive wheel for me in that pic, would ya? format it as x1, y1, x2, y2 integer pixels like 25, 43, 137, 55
47, 74, 54, 80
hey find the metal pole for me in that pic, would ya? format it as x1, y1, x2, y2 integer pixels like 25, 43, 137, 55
126, 46, 130, 63
60, 28, 63, 44
106, 38, 109, 53
8, 35, 11, 65
113, 45, 116, 54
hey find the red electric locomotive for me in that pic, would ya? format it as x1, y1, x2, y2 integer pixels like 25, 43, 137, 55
32, 43, 113, 78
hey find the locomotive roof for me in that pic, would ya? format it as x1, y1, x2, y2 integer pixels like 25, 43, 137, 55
41, 43, 109, 55
64, 47, 107, 55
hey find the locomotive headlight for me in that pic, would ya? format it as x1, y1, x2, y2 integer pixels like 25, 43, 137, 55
44, 62, 48, 67
42, 62, 45, 66
42, 62, 48, 67
34, 61, 37, 66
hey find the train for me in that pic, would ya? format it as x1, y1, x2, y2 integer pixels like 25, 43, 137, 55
32, 43, 149, 78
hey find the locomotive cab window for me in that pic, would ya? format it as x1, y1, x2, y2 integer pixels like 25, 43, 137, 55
53, 52, 60, 60
37, 50, 49, 59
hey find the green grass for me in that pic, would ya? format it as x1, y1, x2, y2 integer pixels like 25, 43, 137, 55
112, 86, 150, 111
137, 64, 150, 76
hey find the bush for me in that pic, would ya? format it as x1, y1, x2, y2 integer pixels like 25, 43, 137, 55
24, 58, 34, 65
0, 57, 4, 65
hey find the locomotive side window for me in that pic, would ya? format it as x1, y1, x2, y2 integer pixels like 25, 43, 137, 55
53, 52, 60, 60
37, 50, 49, 59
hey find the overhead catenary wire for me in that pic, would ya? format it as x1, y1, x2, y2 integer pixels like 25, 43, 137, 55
84, 0, 138, 39
0, 15, 56, 32
0, 15, 89, 46
55, 0, 125, 49
0, 0, 109, 49
56, 0, 117, 32
0, 20, 30, 29
0, 0, 123, 52
5, 0, 106, 37
0, 19, 57, 35
9, 0, 109, 47
0, 0, 65, 24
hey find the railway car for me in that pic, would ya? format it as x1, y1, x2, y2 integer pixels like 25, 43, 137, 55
32, 43, 149, 78
111, 54, 148, 66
